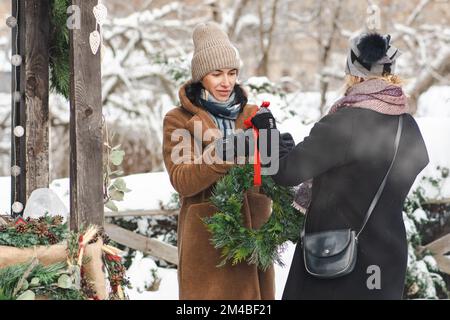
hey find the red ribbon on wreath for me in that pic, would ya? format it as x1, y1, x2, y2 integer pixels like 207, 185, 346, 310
243, 101, 270, 186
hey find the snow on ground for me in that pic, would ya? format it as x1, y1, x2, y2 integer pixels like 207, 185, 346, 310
125, 251, 179, 300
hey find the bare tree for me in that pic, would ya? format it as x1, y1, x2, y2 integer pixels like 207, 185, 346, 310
391, 0, 450, 114
317, 0, 344, 116
256, 0, 280, 76
406, 47, 450, 113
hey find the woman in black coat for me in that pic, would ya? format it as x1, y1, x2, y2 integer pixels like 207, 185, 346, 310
251, 33, 429, 299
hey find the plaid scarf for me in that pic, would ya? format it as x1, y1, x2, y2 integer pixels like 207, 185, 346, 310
200, 89, 241, 135
293, 78, 409, 213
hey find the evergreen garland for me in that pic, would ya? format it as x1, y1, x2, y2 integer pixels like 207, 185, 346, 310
0, 261, 83, 300
0, 215, 67, 248
49, 0, 70, 99
203, 164, 304, 271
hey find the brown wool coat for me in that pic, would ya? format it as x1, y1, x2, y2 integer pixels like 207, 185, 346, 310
162, 84, 275, 300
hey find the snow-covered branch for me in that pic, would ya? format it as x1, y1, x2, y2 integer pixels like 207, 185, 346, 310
406, 47, 450, 113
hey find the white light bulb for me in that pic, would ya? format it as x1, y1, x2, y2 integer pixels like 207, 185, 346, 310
14, 126, 24, 137
13, 91, 21, 103
11, 54, 22, 66
12, 201, 24, 214
6, 16, 17, 28
11, 165, 21, 177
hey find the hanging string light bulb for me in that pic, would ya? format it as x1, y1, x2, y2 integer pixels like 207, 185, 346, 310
10, 0, 23, 217
11, 165, 21, 177
6, 16, 17, 28
14, 125, 24, 137
11, 54, 22, 66
12, 201, 24, 214
13, 91, 21, 103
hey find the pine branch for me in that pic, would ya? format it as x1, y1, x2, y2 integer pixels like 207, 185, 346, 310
12, 258, 39, 297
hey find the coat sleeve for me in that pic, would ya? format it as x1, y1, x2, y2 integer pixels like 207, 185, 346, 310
273, 109, 354, 186
162, 113, 234, 198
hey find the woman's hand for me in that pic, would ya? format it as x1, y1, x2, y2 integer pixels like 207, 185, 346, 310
250, 109, 277, 130
279, 132, 295, 158
215, 130, 255, 161
280, 133, 295, 150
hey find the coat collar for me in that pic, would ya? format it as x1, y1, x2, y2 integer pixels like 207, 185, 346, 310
179, 83, 257, 146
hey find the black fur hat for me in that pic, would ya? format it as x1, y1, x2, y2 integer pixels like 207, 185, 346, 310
357, 33, 389, 64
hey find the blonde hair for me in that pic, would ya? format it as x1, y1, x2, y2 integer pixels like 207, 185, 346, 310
342, 74, 404, 95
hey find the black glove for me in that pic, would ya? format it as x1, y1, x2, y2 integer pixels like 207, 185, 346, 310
250, 110, 277, 130
215, 130, 255, 161
280, 132, 295, 150
279, 132, 295, 158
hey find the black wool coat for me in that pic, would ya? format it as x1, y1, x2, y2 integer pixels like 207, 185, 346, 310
274, 108, 429, 300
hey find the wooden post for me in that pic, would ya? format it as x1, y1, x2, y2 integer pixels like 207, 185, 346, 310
69, 0, 104, 230
24, 0, 50, 199
11, 0, 50, 216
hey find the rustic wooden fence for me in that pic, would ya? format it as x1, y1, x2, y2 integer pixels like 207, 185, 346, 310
105, 209, 179, 265
423, 234, 450, 275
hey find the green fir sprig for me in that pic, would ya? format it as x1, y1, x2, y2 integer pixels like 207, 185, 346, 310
49, 0, 70, 98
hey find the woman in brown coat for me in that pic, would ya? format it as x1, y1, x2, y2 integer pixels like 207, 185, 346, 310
162, 22, 275, 300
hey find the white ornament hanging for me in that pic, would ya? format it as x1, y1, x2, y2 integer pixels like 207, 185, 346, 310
11, 54, 22, 66
89, 30, 101, 55
6, 16, 17, 28
11, 165, 21, 177
13, 91, 21, 103
14, 125, 24, 137
12, 201, 24, 214
93, 3, 108, 26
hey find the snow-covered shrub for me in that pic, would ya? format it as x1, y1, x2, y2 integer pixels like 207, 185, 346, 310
126, 251, 162, 293
403, 167, 450, 299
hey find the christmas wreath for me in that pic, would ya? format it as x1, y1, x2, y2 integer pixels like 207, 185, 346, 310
203, 164, 304, 271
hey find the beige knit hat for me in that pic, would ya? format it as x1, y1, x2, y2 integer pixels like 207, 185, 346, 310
191, 22, 242, 82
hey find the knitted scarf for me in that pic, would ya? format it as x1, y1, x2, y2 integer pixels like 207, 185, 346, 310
293, 78, 410, 213
200, 89, 241, 135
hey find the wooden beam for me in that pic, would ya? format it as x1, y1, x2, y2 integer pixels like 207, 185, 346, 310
69, 0, 103, 230
105, 209, 179, 218
24, 0, 50, 200
423, 198, 450, 205
423, 233, 450, 275
104, 223, 178, 266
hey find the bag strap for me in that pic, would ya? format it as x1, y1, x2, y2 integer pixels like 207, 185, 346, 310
356, 115, 403, 239
301, 115, 403, 241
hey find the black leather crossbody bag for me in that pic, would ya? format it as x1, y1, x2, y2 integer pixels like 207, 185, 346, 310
301, 115, 403, 279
